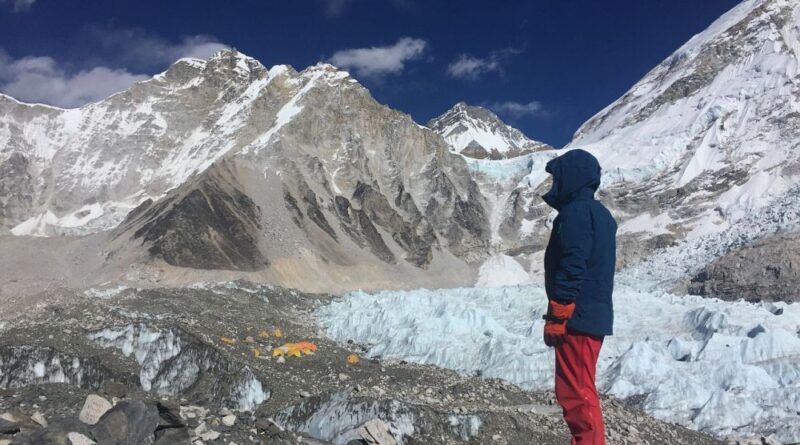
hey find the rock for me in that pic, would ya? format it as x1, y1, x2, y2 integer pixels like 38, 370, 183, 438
0, 417, 19, 434
194, 422, 220, 441
155, 400, 184, 429
255, 417, 284, 436
349, 418, 396, 445
92, 400, 160, 444
79, 394, 112, 425
31, 411, 47, 428
0, 440, 10, 445
21, 429, 72, 445
103, 381, 129, 399
153, 426, 191, 445
688, 233, 800, 302
221, 414, 236, 427
179, 405, 208, 421
68, 432, 96, 445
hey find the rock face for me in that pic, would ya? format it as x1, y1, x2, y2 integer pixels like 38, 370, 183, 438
689, 233, 800, 302
119, 163, 267, 271
428, 102, 552, 159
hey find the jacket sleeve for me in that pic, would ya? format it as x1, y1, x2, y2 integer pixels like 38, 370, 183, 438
552, 204, 593, 303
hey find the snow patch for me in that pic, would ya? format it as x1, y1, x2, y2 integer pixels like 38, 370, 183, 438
476, 255, 531, 287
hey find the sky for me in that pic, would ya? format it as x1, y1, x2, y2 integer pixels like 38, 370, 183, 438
0, 0, 742, 147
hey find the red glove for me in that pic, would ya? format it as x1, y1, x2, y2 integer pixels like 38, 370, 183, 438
543, 300, 576, 347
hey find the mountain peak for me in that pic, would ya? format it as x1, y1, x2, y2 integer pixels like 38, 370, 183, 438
428, 102, 552, 159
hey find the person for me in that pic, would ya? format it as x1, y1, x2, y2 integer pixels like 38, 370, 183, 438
541, 149, 617, 445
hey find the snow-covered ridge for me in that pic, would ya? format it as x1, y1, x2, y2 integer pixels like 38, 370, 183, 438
0, 49, 361, 236
317, 285, 800, 442
428, 102, 552, 159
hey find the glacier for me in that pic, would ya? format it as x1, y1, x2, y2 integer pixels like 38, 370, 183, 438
89, 323, 269, 411
316, 284, 800, 442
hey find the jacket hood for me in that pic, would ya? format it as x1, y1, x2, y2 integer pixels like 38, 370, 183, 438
542, 149, 601, 210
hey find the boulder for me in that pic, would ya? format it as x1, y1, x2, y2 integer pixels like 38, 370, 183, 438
0, 417, 19, 434
79, 395, 112, 425
67, 432, 96, 445
92, 401, 160, 445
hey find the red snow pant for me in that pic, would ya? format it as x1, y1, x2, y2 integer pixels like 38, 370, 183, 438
555, 330, 605, 445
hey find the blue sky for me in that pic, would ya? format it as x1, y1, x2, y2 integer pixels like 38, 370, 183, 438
0, 0, 741, 146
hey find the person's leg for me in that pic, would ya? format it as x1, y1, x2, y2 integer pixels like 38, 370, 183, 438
584, 335, 605, 444
555, 331, 605, 445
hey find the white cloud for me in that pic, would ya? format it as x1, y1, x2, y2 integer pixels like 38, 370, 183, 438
1, 0, 35, 12
329, 37, 427, 78
0, 52, 148, 108
0, 30, 229, 108
446, 47, 522, 80
488, 100, 545, 118
85, 26, 229, 70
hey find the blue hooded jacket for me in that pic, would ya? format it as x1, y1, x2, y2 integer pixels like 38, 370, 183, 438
543, 149, 617, 336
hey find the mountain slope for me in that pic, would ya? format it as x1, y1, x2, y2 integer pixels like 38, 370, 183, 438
428, 102, 552, 159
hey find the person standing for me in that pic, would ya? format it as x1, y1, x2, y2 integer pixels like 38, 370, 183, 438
541, 149, 617, 445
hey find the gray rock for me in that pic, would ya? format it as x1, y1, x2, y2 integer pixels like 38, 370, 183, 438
0, 417, 19, 434
79, 395, 112, 425
92, 400, 160, 445
689, 233, 800, 302
153, 427, 190, 445
30, 412, 47, 428
155, 401, 185, 430
102, 382, 128, 399
221, 414, 236, 427
67, 432, 96, 445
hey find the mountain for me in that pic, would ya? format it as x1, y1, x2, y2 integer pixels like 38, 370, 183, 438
570, 0, 800, 257
0, 50, 490, 293
3, 0, 800, 298
487, 0, 800, 291
427, 102, 552, 159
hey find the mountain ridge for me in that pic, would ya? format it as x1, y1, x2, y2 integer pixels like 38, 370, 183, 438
427, 102, 553, 159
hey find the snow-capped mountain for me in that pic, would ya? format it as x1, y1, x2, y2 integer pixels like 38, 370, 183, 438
491, 0, 800, 294
427, 102, 552, 159
570, 0, 800, 246
2, 0, 799, 297
0, 50, 490, 292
